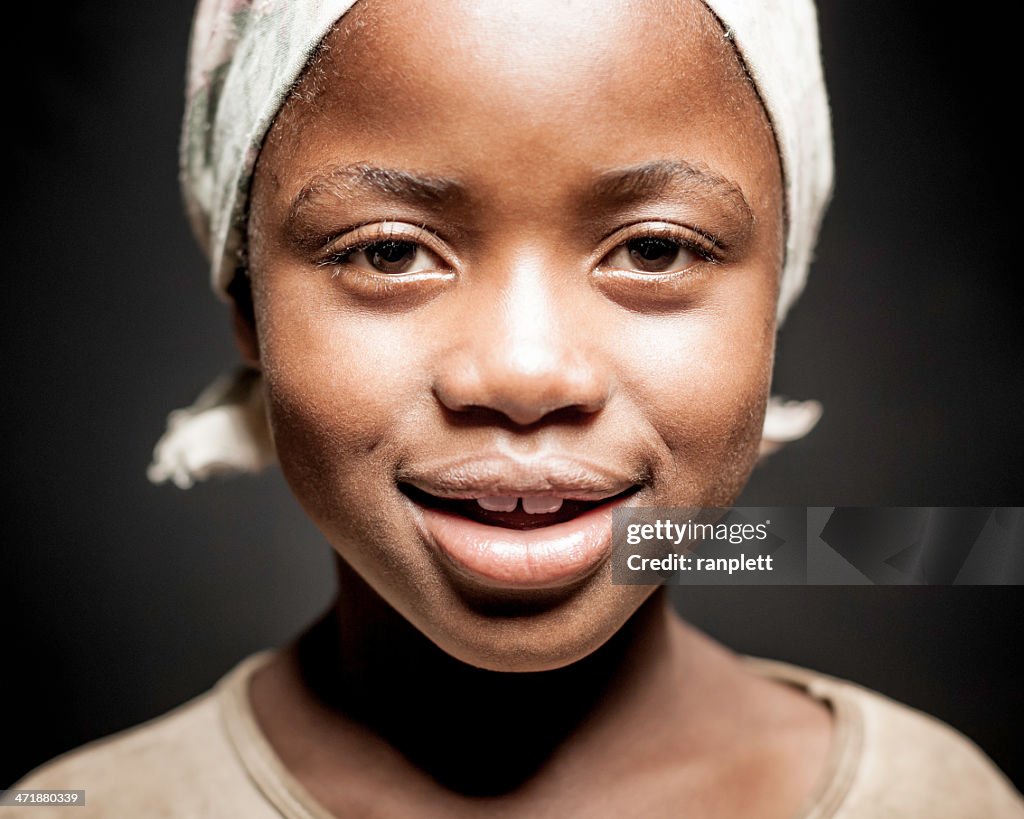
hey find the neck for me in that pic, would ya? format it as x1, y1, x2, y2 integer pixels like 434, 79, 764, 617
289, 556, 686, 795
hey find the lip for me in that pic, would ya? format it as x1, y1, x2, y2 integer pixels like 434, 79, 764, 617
400, 454, 642, 589
411, 493, 635, 589
398, 453, 640, 501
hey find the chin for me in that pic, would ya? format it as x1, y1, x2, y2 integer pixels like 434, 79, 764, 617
409, 579, 656, 673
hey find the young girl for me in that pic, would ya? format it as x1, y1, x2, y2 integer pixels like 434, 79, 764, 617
7, 0, 1022, 816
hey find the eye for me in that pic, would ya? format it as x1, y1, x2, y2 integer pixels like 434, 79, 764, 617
604, 236, 702, 274
333, 239, 443, 275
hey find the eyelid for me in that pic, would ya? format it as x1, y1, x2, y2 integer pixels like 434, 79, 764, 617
594, 221, 723, 267
316, 221, 457, 271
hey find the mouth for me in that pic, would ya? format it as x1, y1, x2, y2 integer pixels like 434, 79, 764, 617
398, 483, 640, 530
400, 475, 642, 589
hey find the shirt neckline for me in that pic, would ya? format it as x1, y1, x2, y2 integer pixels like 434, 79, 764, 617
738, 655, 864, 819
217, 648, 862, 819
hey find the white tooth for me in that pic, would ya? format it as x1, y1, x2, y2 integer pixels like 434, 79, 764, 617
522, 496, 563, 514
476, 496, 518, 513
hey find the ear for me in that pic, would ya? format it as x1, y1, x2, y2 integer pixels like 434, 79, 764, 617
228, 272, 261, 369
232, 302, 260, 368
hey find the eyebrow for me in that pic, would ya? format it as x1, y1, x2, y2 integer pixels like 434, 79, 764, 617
287, 158, 754, 241
288, 163, 466, 230
587, 159, 754, 228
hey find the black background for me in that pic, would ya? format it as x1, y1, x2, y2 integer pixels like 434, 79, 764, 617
3, 0, 1021, 793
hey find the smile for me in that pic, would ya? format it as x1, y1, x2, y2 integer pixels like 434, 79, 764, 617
399, 454, 643, 589
399, 483, 636, 530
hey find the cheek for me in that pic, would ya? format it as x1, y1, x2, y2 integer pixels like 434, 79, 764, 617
257, 295, 427, 527
618, 290, 774, 506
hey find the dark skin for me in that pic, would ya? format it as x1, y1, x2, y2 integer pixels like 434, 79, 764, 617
232, 0, 833, 815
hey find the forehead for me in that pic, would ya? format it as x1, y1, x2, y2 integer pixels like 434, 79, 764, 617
259, 0, 779, 221
320, 0, 727, 97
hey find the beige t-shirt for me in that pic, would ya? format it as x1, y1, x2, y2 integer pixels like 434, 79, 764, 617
5, 650, 1022, 818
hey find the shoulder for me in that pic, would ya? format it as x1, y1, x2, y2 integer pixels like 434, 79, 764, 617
2, 655, 277, 819
842, 678, 1024, 818
743, 657, 1024, 818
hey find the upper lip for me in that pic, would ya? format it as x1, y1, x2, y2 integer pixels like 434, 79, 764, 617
398, 453, 643, 501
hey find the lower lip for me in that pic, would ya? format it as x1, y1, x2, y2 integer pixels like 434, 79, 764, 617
411, 495, 632, 589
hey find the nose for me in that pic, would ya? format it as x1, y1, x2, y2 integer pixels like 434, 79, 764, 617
432, 258, 611, 427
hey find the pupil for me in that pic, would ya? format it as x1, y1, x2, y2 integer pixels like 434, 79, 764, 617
629, 237, 678, 267
370, 240, 415, 271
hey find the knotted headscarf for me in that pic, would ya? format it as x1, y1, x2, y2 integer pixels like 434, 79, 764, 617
148, 0, 833, 489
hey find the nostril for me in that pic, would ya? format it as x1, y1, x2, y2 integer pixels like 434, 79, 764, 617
432, 350, 611, 427
435, 398, 602, 429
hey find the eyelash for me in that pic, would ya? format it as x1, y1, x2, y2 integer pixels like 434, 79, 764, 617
317, 222, 444, 274
315, 220, 723, 278
599, 222, 722, 267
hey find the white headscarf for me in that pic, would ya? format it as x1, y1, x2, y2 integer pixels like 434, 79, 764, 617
148, 0, 833, 489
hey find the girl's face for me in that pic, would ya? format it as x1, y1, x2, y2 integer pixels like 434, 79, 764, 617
245, 0, 783, 671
